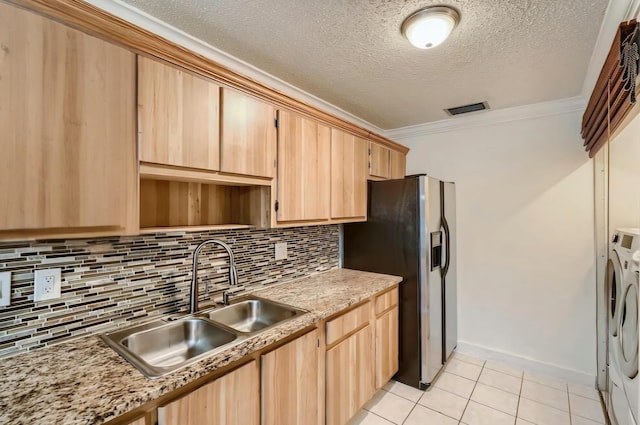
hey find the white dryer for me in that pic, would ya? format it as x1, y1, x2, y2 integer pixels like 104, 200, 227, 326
611, 229, 640, 425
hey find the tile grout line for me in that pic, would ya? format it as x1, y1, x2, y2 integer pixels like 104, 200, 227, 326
446, 362, 527, 423
367, 409, 396, 425
414, 385, 472, 422
379, 383, 420, 425
385, 376, 479, 424
514, 370, 525, 425
380, 384, 425, 404
566, 383, 573, 425
362, 390, 398, 424
452, 354, 486, 368
457, 360, 486, 424
400, 396, 420, 425
449, 361, 575, 423
435, 383, 523, 422
377, 383, 429, 425
379, 356, 598, 425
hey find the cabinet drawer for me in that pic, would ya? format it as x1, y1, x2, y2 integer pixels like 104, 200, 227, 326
375, 288, 398, 315
326, 302, 370, 346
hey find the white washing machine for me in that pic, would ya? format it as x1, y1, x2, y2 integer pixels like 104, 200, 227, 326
609, 229, 640, 425
610, 364, 632, 425
608, 232, 629, 425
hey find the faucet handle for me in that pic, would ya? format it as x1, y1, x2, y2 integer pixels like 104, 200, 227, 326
221, 286, 244, 305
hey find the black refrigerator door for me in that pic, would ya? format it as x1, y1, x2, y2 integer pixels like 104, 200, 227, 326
343, 176, 422, 388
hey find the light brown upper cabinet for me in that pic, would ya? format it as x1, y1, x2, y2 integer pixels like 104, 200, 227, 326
220, 88, 276, 178
276, 111, 331, 223
0, 2, 137, 238
330, 129, 368, 220
138, 56, 220, 171
369, 142, 391, 179
389, 150, 406, 179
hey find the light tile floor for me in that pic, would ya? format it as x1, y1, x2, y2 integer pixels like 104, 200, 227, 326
349, 351, 606, 425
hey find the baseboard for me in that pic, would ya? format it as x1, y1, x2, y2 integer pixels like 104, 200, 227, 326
456, 341, 596, 387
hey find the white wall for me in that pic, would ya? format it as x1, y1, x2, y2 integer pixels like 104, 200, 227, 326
609, 112, 640, 233
402, 111, 596, 381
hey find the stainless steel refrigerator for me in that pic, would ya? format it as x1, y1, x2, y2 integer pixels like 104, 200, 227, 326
342, 175, 457, 389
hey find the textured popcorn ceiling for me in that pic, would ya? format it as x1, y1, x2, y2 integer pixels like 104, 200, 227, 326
121, 0, 608, 129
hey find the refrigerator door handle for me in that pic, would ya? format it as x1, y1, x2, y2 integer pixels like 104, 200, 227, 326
440, 181, 451, 278
441, 215, 451, 277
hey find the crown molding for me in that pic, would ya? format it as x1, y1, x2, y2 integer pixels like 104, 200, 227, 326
384, 96, 587, 141
83, 0, 383, 135
83, 0, 618, 144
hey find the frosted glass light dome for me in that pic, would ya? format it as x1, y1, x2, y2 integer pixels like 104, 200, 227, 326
401, 6, 460, 49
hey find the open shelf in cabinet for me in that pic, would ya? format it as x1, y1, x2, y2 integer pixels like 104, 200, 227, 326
139, 176, 271, 231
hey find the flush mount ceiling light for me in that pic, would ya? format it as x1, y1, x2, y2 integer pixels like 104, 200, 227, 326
401, 5, 460, 49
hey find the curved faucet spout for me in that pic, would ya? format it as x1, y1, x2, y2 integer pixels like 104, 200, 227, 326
190, 239, 237, 314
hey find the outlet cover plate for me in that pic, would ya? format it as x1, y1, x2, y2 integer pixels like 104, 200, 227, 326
0, 271, 10, 307
34, 268, 62, 302
275, 242, 287, 261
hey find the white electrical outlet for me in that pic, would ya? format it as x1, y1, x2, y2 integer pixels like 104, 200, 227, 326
275, 242, 288, 260
0, 271, 11, 307
34, 268, 62, 302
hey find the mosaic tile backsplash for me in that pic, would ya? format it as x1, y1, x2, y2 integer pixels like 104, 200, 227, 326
0, 225, 339, 358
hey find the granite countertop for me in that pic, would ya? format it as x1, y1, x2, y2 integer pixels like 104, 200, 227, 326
0, 268, 401, 425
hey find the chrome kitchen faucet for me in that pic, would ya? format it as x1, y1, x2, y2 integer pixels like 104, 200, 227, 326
189, 239, 237, 314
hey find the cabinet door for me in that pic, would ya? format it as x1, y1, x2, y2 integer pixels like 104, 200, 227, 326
369, 142, 390, 179
326, 325, 375, 425
220, 88, 276, 178
330, 129, 367, 220
0, 3, 136, 234
376, 307, 399, 388
158, 361, 259, 425
277, 111, 330, 222
138, 56, 220, 170
389, 150, 406, 179
262, 329, 320, 425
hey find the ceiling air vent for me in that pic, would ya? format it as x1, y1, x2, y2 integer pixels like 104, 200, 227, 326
445, 101, 489, 116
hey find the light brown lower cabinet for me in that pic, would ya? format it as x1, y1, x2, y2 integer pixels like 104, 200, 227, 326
261, 329, 320, 425
124, 417, 146, 425
375, 307, 399, 388
157, 360, 259, 425
325, 325, 375, 425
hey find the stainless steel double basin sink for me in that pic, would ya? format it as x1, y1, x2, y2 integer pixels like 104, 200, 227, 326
100, 296, 307, 379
